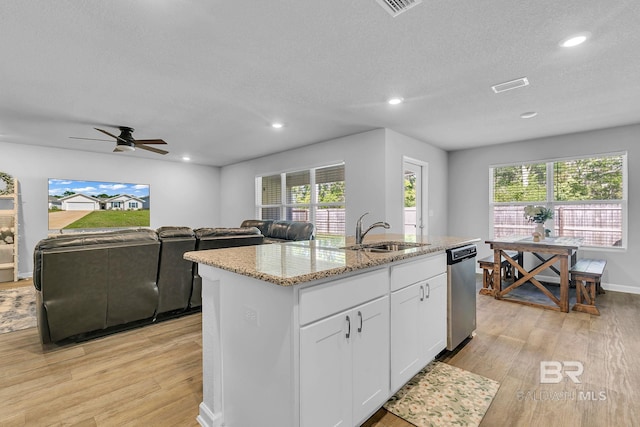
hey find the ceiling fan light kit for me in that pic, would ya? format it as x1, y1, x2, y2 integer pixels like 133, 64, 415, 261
115, 144, 135, 152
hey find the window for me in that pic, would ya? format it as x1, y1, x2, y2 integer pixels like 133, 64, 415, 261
128, 201, 138, 209
256, 163, 345, 237
490, 153, 626, 248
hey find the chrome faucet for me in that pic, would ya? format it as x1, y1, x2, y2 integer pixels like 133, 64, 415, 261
355, 212, 391, 244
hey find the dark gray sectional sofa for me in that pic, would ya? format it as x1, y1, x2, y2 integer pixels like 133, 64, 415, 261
33, 220, 313, 344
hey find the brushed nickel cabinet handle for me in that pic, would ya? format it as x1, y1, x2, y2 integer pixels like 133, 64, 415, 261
346, 315, 351, 339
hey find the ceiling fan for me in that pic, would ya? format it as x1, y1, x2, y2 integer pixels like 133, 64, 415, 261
70, 126, 169, 155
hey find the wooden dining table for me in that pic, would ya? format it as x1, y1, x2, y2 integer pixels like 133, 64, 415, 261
485, 236, 583, 312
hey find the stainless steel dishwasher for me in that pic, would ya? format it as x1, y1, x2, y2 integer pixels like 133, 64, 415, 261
446, 244, 477, 351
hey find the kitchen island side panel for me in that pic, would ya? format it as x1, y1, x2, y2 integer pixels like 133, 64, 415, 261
198, 265, 297, 427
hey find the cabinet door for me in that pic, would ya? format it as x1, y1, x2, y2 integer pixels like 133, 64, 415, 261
300, 309, 352, 427
422, 272, 447, 363
352, 296, 390, 425
390, 281, 422, 392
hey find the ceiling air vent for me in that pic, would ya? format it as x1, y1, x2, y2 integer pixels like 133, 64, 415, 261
375, 0, 423, 17
491, 77, 530, 94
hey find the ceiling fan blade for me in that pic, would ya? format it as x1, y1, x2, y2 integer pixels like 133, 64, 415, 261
134, 139, 167, 145
136, 144, 169, 155
95, 127, 127, 143
69, 136, 113, 142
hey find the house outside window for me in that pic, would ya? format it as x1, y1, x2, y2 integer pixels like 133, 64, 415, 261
111, 201, 123, 209
490, 152, 627, 248
256, 163, 345, 237
128, 201, 138, 209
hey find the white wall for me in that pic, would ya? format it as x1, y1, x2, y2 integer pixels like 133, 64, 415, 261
0, 141, 220, 277
448, 124, 640, 293
220, 129, 388, 232
220, 128, 450, 239
384, 129, 449, 235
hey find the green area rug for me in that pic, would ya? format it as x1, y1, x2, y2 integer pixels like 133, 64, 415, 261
384, 361, 500, 427
0, 286, 36, 334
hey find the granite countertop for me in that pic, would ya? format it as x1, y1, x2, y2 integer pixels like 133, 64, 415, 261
184, 234, 480, 286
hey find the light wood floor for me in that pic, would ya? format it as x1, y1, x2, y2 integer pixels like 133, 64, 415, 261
0, 311, 203, 426
1, 281, 639, 426
0, 277, 32, 291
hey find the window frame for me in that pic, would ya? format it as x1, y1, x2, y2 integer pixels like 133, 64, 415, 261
256, 162, 346, 237
489, 151, 627, 250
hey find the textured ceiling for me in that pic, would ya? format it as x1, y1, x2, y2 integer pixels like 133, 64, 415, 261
1, 1, 639, 166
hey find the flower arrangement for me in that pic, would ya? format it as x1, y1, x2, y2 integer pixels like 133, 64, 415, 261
523, 205, 553, 224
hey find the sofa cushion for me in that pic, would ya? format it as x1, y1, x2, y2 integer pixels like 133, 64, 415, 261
240, 220, 273, 236
268, 220, 315, 241
35, 228, 158, 250
267, 221, 291, 240
157, 226, 195, 239
194, 227, 261, 238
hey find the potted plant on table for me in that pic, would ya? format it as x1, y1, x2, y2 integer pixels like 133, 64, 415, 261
523, 205, 553, 241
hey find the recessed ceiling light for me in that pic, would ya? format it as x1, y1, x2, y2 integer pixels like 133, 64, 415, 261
271, 122, 284, 129
520, 112, 538, 119
560, 32, 590, 47
182, 156, 191, 161
388, 97, 404, 105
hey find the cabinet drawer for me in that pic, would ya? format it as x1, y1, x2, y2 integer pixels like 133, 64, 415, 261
390, 253, 446, 292
299, 268, 388, 326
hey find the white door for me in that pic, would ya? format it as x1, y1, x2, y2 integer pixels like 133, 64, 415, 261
352, 296, 390, 425
403, 158, 427, 237
300, 310, 352, 427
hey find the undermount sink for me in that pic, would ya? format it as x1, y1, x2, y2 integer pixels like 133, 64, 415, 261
343, 241, 430, 253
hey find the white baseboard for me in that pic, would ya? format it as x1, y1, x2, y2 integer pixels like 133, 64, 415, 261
600, 282, 640, 295
197, 402, 222, 427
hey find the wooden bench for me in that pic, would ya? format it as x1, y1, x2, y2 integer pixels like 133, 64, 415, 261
478, 250, 521, 296
571, 258, 606, 316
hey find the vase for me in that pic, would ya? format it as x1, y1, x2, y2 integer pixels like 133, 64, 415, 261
534, 222, 545, 240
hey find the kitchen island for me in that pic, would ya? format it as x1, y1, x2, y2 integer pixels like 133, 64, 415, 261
185, 234, 479, 427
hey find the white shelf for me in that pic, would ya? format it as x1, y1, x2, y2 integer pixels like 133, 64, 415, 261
0, 176, 18, 282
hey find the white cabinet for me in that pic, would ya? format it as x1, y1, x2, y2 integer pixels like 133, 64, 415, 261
300, 295, 389, 427
300, 304, 352, 427
390, 256, 447, 392
352, 296, 390, 425
422, 273, 447, 362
